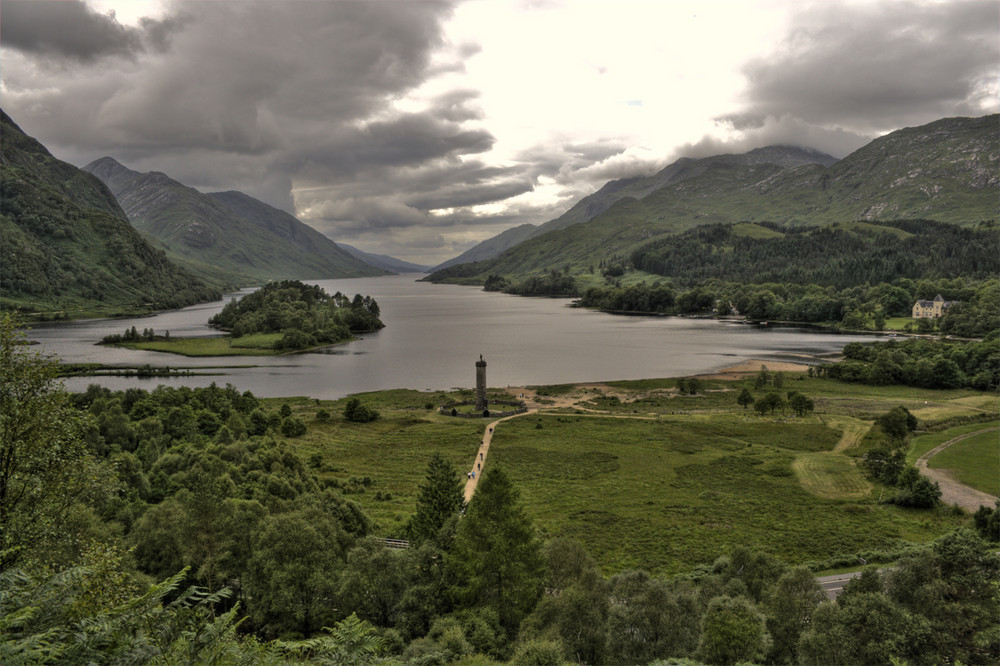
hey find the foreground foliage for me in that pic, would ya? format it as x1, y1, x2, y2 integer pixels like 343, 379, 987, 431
4, 314, 997, 663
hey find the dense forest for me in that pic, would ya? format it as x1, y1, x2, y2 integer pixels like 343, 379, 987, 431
208, 280, 384, 350
3, 313, 998, 664
630, 220, 999, 288
819, 336, 1000, 390
580, 275, 998, 335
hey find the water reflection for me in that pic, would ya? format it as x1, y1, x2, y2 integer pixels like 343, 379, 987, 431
27, 274, 880, 399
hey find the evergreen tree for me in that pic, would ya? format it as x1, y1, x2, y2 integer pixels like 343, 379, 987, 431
448, 467, 544, 634
408, 454, 465, 544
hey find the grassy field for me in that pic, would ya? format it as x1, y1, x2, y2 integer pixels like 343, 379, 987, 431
926, 427, 1000, 496
122, 335, 279, 356
907, 421, 1000, 464
267, 373, 993, 577
119, 332, 358, 357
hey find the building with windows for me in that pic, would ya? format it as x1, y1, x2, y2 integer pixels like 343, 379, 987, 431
911, 294, 956, 318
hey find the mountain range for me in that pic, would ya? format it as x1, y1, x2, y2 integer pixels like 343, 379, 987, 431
428, 115, 998, 283
0, 110, 221, 315
83, 157, 386, 283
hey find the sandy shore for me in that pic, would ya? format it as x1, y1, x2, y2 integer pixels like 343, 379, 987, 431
696, 359, 813, 380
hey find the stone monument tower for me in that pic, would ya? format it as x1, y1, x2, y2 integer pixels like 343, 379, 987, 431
475, 355, 487, 411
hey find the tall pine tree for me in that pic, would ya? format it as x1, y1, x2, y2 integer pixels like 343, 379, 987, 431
407, 453, 464, 544
448, 466, 544, 633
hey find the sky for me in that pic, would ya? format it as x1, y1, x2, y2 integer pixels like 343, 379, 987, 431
2, 0, 997, 265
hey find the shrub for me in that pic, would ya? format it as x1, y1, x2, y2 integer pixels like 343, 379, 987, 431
280, 416, 307, 437
344, 397, 379, 423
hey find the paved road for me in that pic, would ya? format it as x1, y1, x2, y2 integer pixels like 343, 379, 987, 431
816, 572, 862, 600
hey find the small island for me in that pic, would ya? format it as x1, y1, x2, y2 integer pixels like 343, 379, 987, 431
101, 280, 384, 356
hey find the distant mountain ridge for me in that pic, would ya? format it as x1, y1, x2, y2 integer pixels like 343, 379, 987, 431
83, 157, 387, 282
431, 223, 538, 272
337, 244, 430, 273
428, 115, 998, 284
435, 145, 838, 270
0, 110, 221, 315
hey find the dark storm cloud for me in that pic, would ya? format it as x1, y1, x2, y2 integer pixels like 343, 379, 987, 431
0, 0, 179, 61
0, 0, 505, 229
725, 0, 999, 134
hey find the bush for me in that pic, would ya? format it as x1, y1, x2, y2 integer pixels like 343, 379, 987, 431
510, 638, 566, 666
280, 416, 307, 437
343, 397, 379, 423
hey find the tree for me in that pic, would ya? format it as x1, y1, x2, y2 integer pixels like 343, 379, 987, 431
765, 566, 825, 664
0, 314, 102, 569
882, 529, 999, 664
972, 502, 1000, 542
605, 569, 700, 663
521, 539, 609, 664
338, 539, 407, 627
737, 388, 754, 410
343, 397, 379, 423
876, 406, 917, 442
754, 392, 785, 416
407, 453, 465, 544
696, 595, 770, 665
245, 506, 353, 637
448, 467, 544, 633
787, 392, 814, 417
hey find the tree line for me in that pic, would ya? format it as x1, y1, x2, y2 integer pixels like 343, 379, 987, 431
580, 275, 998, 335
630, 220, 999, 289
2, 313, 997, 664
819, 336, 999, 390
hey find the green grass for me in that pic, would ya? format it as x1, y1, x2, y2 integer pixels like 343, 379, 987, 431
267, 376, 994, 577
124, 336, 280, 356
907, 421, 1000, 464
486, 414, 962, 575
927, 427, 1000, 496
229, 332, 282, 349
883, 318, 912, 331
793, 452, 872, 499
120, 332, 357, 357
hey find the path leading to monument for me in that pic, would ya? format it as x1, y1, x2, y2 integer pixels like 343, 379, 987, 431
915, 427, 999, 511
463, 410, 534, 502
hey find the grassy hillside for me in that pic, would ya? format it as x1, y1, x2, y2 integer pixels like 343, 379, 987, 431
0, 111, 222, 317
273, 373, 993, 576
84, 157, 387, 282
429, 115, 998, 285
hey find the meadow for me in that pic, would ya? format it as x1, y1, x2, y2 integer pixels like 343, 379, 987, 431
925, 426, 1000, 496
269, 373, 995, 576
119, 332, 356, 356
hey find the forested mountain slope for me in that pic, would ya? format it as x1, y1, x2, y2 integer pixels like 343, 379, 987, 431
0, 110, 221, 316
84, 157, 386, 281
429, 115, 998, 284
432, 145, 836, 271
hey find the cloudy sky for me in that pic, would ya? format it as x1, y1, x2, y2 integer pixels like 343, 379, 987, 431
2, 0, 997, 264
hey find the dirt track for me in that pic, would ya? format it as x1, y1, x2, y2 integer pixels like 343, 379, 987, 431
916, 427, 999, 511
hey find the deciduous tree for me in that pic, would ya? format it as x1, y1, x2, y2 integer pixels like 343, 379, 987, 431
0, 315, 102, 569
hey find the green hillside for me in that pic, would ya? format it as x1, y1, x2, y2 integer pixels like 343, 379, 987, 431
429, 115, 998, 286
0, 110, 222, 317
84, 158, 387, 282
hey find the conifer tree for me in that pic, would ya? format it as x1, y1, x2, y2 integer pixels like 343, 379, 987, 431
448, 467, 544, 634
407, 453, 464, 544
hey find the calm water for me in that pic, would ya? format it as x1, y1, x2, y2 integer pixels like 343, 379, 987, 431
26, 274, 881, 399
